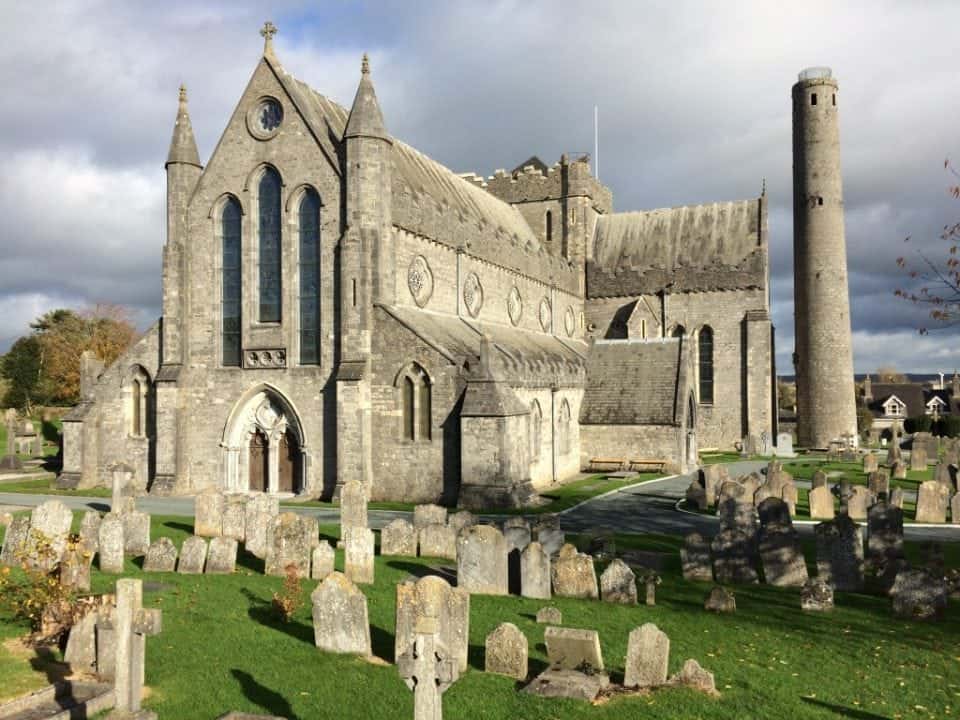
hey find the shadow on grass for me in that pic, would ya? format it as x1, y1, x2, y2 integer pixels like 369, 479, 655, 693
386, 560, 457, 585
237, 551, 265, 574
162, 521, 195, 535
241, 588, 314, 647
800, 696, 891, 719
370, 623, 395, 663
230, 669, 299, 720
28, 645, 71, 684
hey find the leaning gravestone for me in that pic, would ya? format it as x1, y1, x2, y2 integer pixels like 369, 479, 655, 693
800, 578, 834, 611
206, 537, 238, 574
414, 503, 447, 529
457, 525, 508, 595
395, 575, 470, 672
265, 513, 311, 577
484, 622, 527, 680
29, 499, 73, 570
381, 518, 418, 556
419, 524, 457, 560
711, 529, 758, 584
599, 559, 637, 604
221, 495, 247, 542
311, 542, 335, 581
97, 514, 125, 574
340, 479, 368, 534
808, 485, 835, 520
624, 623, 670, 688
143, 538, 178, 572
915, 481, 949, 523
194, 489, 225, 537
552, 544, 599, 599
814, 515, 864, 592
0, 515, 30, 566
520, 541, 551, 599
344, 527, 375, 584
311, 571, 371, 655
890, 568, 948, 620
244, 494, 279, 559
681, 532, 713, 582
177, 536, 208, 574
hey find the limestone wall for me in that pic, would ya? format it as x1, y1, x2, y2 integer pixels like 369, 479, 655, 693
579, 423, 685, 474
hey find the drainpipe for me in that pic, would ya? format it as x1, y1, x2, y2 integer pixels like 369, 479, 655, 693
551, 386, 557, 483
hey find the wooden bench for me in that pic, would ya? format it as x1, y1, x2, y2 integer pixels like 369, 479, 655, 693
627, 458, 667, 473
588, 457, 626, 472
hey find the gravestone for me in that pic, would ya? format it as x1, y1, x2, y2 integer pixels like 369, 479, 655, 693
811, 470, 828, 489
551, 544, 599, 599
536, 607, 561, 624
311, 571, 371, 655
221, 495, 248, 542
544, 626, 603, 671
846, 486, 872, 521
301, 516, 320, 549
29, 499, 73, 570
685, 480, 708, 511
484, 622, 527, 680
704, 586, 736, 613
98, 514, 125, 574
110, 578, 162, 719
244, 494, 279, 559
502, 517, 531, 553
344, 527, 375, 584
889, 487, 905, 509
757, 497, 793, 531
711, 529, 758, 584
0, 515, 30, 566
910, 446, 928, 472
59, 544, 93, 592
702, 464, 729, 507
79, 511, 101, 554
717, 482, 757, 537
395, 575, 470, 672
867, 471, 889, 498
775, 432, 795, 457
457, 525, 508, 595
800, 578, 834, 611
599, 559, 637, 604
143, 538, 178, 573
64, 609, 99, 673
0, 410, 22, 470
808, 485, 835, 520
934, 462, 954, 490
419, 524, 457, 560
624, 623, 669, 688
381, 518, 418, 556
206, 537, 238, 574
669, 659, 717, 695
866, 501, 904, 566
340, 479, 368, 534
311, 542, 335, 581
890, 568, 948, 620
742, 434, 759, 456
863, 454, 878, 473
891, 460, 907, 480
177, 536, 207, 574
265, 513, 311, 577
814, 515, 864, 592
398, 617, 459, 720
681, 532, 713, 582
414, 504, 447, 529
758, 528, 808, 587
123, 511, 151, 556
194, 490, 224, 537
447, 511, 477, 536
915, 481, 949, 523
520, 541, 551, 599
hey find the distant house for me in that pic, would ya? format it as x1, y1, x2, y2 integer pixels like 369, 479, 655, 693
861, 373, 960, 433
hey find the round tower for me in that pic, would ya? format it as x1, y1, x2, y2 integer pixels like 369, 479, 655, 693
792, 67, 857, 448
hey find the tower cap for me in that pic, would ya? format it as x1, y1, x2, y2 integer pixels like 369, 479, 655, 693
798, 67, 832, 81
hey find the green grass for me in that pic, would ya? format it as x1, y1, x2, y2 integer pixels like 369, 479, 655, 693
0, 418, 60, 460
0, 476, 112, 498
2, 517, 959, 718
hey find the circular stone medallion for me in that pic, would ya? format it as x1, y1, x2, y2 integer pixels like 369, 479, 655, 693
564, 306, 575, 337
507, 286, 523, 326
407, 255, 434, 308
463, 272, 484, 317
538, 298, 551, 332
246, 97, 284, 140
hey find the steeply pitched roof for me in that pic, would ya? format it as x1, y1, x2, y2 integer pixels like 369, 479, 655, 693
343, 54, 389, 141
580, 338, 689, 425
865, 383, 927, 417
588, 199, 765, 297
166, 85, 202, 168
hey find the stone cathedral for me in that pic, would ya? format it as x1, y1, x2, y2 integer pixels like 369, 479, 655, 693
59, 25, 776, 507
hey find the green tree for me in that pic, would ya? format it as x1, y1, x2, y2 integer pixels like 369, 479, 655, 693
1, 335, 44, 410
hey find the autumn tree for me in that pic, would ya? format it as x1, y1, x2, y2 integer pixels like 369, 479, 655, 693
895, 160, 960, 332
875, 365, 907, 383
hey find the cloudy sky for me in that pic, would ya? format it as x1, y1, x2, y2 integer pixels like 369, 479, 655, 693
2, 0, 959, 374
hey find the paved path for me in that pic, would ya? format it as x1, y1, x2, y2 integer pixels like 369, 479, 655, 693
1, 459, 958, 542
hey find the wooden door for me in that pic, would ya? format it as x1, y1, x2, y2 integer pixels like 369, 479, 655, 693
278, 430, 300, 493
249, 430, 268, 492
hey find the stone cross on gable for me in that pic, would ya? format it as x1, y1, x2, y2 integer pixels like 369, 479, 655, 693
398, 617, 459, 720
105, 579, 162, 719
260, 21, 277, 53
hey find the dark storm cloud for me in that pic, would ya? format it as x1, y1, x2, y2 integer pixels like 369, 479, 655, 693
1, 0, 958, 373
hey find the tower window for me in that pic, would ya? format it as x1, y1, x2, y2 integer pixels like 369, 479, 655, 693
817, 196, 824, 206
811, 93, 817, 106
546, 211, 553, 243
832, 93, 836, 106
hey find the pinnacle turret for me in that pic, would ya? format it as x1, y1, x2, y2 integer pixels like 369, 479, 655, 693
344, 53, 390, 142
165, 84, 201, 169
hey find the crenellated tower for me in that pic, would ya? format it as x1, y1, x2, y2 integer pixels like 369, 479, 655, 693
792, 67, 857, 448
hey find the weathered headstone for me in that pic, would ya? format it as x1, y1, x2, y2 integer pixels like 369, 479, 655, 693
122, 511, 151, 556
177, 536, 207, 574
775, 432, 795, 457
704, 585, 736, 613
98, 514, 125, 574
395, 575, 470, 672
808, 485, 835, 520
206, 537, 238, 574
814, 515, 864, 592
221, 495, 248, 542
0, 515, 30, 566
758, 528, 808, 587
340, 479, 368, 534
143, 538, 178, 573
910, 446, 928, 472
398, 617, 459, 720
265, 512, 311, 577
64, 609, 98, 673
244, 494, 279, 559
702, 464, 729, 507
599, 558, 637, 604
867, 471, 889, 498
78, 511, 101, 554
419, 524, 457, 560
536, 607, 561, 624
111, 578, 162, 718
717, 482, 757, 536
311, 541, 335, 580
889, 487, 905, 509
484, 622, 527, 680
934, 462, 954, 490
533, 517, 565, 556
891, 460, 907, 480
624, 623, 669, 688
890, 568, 948, 620
866, 501, 904, 566
344, 527, 375, 584
845, 486, 872, 521
811, 470, 828, 489
757, 497, 792, 531
457, 525, 508, 595
800, 578, 834, 611
685, 480, 708, 511
381, 518, 418, 556
194, 489, 224, 537
414, 503, 447, 529
59, 543, 93, 592
863, 454, 878, 473
502, 517, 531, 554
29, 499, 73, 570
311, 571, 371, 655
669, 659, 717, 695
545, 626, 603, 671
681, 532, 713, 582
520, 541, 551, 599
915, 480, 949, 523
551, 543, 599, 599
447, 511, 477, 537
711, 529, 758, 584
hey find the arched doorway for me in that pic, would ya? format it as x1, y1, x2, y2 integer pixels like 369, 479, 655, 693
249, 430, 268, 492
278, 429, 301, 494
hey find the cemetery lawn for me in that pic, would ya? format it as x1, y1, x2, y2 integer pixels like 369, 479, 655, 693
0, 475, 113, 498
2, 520, 959, 718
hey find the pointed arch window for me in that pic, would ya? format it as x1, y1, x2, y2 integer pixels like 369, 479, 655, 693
698, 326, 714, 404
222, 197, 242, 366
557, 398, 571, 455
529, 400, 543, 463
127, 366, 152, 437
397, 364, 432, 442
299, 190, 321, 364
545, 210, 553, 243
258, 168, 282, 322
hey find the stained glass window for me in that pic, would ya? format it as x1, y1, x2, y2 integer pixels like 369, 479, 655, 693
258, 168, 282, 322
299, 190, 321, 364
698, 326, 714, 404
418, 378, 431, 441
222, 197, 242, 366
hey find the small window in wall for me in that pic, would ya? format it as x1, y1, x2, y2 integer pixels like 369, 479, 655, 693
640, 319, 647, 339
402, 377, 415, 440
131, 378, 142, 436
545, 211, 553, 243
529, 400, 542, 463
811, 93, 817, 106
127, 366, 151, 438
832, 93, 836, 106
398, 363, 432, 442
698, 326, 714, 404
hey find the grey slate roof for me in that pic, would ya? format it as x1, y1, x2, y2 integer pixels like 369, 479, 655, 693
166, 87, 202, 168
588, 199, 765, 297
865, 382, 955, 418
343, 58, 389, 141
580, 338, 686, 425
